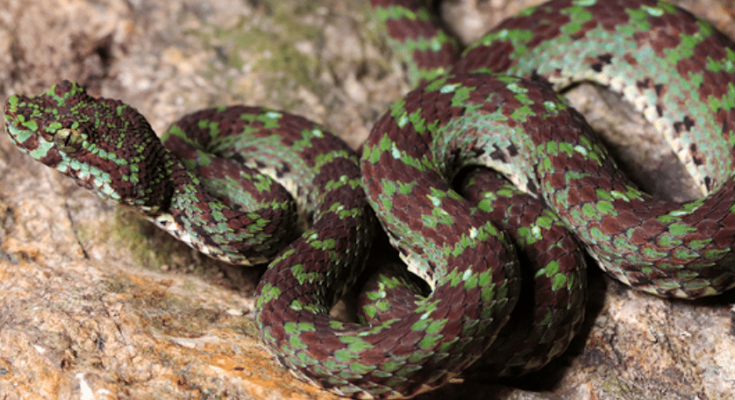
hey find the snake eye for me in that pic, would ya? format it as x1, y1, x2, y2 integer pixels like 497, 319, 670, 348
54, 128, 84, 153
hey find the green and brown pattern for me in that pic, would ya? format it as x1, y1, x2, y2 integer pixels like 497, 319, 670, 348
370, 0, 460, 85
450, 0, 735, 297
362, 0, 735, 395
5, 0, 735, 399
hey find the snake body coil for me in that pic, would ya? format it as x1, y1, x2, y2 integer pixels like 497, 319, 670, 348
4, 0, 735, 398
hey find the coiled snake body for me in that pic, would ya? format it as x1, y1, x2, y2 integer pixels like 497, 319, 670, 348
4, 0, 735, 398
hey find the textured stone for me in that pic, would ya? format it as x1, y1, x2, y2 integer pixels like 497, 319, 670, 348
0, 0, 734, 399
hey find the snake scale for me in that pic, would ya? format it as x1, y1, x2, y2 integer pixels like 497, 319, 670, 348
4, 0, 735, 398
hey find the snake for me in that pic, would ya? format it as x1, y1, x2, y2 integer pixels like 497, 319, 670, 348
4, 0, 735, 398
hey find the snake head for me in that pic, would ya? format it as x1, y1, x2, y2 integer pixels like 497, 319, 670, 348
4, 80, 174, 214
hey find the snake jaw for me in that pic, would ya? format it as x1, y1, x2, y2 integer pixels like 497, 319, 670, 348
4, 80, 175, 214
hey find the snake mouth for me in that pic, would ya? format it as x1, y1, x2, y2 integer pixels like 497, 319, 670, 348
5, 94, 37, 144
4, 81, 91, 166
3, 103, 120, 201
3, 81, 175, 210
4, 94, 68, 170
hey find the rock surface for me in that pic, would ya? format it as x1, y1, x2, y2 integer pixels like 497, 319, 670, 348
0, 0, 734, 399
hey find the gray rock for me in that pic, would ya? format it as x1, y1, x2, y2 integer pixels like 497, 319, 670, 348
0, 0, 733, 399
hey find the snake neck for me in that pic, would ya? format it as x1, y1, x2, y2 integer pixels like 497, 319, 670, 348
120, 119, 183, 217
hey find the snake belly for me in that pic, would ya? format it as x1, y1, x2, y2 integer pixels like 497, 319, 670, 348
4, 0, 735, 399
4, 81, 545, 398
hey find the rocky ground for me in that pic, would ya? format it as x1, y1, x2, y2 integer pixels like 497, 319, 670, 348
0, 0, 734, 399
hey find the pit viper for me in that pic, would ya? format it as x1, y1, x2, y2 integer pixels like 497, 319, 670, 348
4, 0, 735, 399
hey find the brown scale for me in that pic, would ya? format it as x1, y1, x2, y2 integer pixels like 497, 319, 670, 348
371, 0, 459, 73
